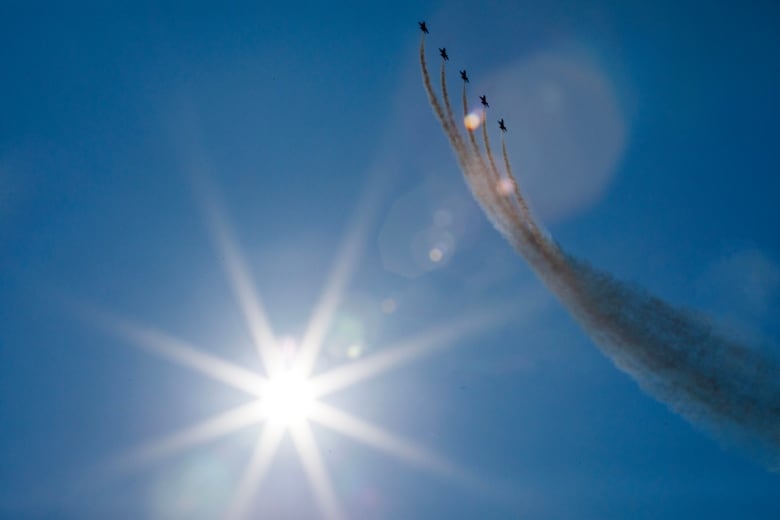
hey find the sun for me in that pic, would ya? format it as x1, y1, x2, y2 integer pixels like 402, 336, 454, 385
261, 363, 315, 427
96, 184, 506, 519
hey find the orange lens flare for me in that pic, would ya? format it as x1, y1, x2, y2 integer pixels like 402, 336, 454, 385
463, 112, 482, 131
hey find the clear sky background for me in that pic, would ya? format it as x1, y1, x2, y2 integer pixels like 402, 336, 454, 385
1, 1, 779, 518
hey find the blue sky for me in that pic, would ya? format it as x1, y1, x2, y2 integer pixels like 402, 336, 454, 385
1, 1, 779, 518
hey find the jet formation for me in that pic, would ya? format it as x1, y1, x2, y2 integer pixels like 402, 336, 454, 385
421, 23, 505, 131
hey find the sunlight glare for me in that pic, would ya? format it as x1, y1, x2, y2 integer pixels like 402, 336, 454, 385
104, 315, 267, 396
196, 182, 279, 375
101, 167, 517, 517
290, 422, 344, 520
310, 311, 502, 398
227, 422, 286, 520
310, 401, 456, 477
262, 369, 315, 427
114, 401, 266, 472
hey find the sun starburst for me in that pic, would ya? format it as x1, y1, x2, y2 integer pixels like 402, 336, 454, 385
261, 365, 315, 427
94, 180, 509, 519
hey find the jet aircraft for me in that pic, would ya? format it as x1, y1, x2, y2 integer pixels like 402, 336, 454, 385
498, 119, 507, 132
480, 95, 489, 108
418, 21, 429, 34
439, 47, 449, 61
459, 70, 469, 82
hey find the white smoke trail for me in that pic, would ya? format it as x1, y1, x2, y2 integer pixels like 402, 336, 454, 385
481, 112, 502, 186
421, 36, 513, 235
420, 34, 780, 467
499, 134, 538, 236
420, 36, 469, 173
482, 112, 540, 239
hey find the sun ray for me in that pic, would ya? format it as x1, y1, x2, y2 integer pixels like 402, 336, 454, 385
309, 310, 505, 398
199, 193, 280, 375
111, 400, 265, 473
290, 421, 345, 520
90, 124, 526, 516
227, 422, 286, 520
295, 216, 366, 378
174, 135, 280, 374
309, 402, 460, 480
101, 315, 267, 396
207, 203, 277, 375
295, 175, 385, 378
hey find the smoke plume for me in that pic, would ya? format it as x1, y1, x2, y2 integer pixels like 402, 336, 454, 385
419, 34, 780, 466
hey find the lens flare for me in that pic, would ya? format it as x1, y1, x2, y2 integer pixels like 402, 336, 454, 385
496, 178, 515, 196
464, 112, 482, 131
380, 298, 397, 314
